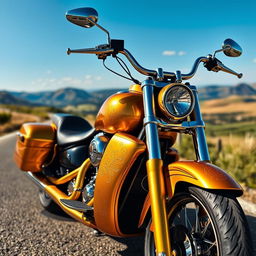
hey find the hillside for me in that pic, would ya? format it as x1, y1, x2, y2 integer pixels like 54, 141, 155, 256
0, 91, 33, 105
11, 87, 92, 107
198, 83, 256, 101
8, 87, 123, 107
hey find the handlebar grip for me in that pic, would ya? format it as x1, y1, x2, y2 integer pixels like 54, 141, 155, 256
67, 47, 114, 55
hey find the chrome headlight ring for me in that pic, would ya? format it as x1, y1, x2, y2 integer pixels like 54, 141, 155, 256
158, 83, 195, 120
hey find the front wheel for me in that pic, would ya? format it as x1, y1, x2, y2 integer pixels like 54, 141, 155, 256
145, 187, 253, 256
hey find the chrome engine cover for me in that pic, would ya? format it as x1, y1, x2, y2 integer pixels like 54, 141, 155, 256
89, 133, 109, 167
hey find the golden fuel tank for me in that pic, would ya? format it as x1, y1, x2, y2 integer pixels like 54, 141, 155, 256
95, 87, 143, 134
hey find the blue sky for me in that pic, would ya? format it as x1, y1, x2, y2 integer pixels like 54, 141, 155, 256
1, 0, 255, 91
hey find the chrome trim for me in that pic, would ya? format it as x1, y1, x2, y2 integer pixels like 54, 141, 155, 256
158, 120, 205, 130
142, 78, 161, 159
25, 172, 46, 190
68, 45, 210, 81
66, 7, 98, 28
120, 49, 169, 78
157, 68, 164, 81
120, 50, 209, 80
176, 70, 182, 82
89, 133, 109, 167
181, 57, 209, 80
67, 47, 114, 55
216, 60, 243, 78
222, 38, 242, 57
74, 188, 83, 192
159, 83, 195, 120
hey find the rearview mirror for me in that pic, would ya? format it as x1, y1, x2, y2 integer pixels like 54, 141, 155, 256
66, 7, 98, 28
222, 38, 242, 57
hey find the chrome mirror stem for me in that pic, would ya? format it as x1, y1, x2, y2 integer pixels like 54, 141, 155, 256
89, 20, 111, 45
213, 46, 230, 58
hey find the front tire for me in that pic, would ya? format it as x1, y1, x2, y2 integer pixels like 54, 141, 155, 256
145, 187, 253, 256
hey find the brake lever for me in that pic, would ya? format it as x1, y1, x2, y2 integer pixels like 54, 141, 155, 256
204, 57, 243, 79
216, 60, 243, 78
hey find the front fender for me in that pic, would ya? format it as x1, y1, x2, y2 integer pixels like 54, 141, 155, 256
168, 160, 243, 196
138, 160, 243, 228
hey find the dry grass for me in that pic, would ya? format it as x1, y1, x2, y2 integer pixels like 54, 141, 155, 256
201, 96, 256, 117
0, 109, 41, 135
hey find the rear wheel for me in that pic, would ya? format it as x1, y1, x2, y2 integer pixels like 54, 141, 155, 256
38, 189, 61, 213
145, 187, 253, 256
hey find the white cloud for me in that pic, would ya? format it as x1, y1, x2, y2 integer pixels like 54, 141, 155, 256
162, 50, 176, 56
31, 74, 101, 89
253, 58, 256, 63
178, 51, 186, 56
162, 50, 186, 56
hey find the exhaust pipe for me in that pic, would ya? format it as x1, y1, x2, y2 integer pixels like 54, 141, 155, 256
24, 171, 96, 229
25, 172, 48, 190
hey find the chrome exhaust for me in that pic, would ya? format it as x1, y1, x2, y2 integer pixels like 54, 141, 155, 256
25, 172, 48, 190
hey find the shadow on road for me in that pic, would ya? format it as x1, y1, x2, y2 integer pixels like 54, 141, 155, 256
40, 208, 256, 256
113, 236, 144, 256
41, 209, 76, 222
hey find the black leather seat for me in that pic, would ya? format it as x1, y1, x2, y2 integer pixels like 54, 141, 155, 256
52, 114, 95, 147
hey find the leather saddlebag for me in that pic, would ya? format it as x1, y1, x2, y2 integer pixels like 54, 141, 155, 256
14, 123, 56, 172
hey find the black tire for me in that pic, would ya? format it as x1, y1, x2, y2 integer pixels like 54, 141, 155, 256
38, 189, 62, 213
145, 187, 253, 256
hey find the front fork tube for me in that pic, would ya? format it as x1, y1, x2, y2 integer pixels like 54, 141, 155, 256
190, 86, 210, 161
142, 79, 172, 256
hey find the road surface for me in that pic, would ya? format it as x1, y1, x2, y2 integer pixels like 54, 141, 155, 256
0, 134, 255, 255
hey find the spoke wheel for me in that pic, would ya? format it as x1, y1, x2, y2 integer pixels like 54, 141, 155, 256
144, 186, 253, 256
168, 195, 219, 255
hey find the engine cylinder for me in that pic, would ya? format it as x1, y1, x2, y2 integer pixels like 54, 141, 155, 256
89, 133, 109, 167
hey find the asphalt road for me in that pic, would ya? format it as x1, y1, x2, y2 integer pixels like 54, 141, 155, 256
0, 134, 255, 256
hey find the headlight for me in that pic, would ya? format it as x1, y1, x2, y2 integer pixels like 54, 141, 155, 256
158, 83, 194, 120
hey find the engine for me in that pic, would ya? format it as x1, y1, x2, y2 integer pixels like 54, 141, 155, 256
83, 133, 110, 202
67, 133, 110, 202
89, 133, 109, 167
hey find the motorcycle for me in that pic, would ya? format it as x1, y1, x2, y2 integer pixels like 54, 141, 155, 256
14, 7, 253, 256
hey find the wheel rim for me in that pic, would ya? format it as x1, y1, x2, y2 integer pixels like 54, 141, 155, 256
168, 195, 220, 256
39, 190, 52, 206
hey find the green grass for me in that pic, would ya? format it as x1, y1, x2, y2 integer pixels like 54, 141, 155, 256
0, 112, 12, 124
0, 105, 65, 119
206, 122, 256, 137
176, 133, 256, 188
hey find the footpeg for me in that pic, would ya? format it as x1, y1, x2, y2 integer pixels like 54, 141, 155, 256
60, 199, 93, 212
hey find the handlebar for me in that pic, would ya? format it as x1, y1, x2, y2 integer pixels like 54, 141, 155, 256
67, 46, 242, 80
67, 47, 114, 55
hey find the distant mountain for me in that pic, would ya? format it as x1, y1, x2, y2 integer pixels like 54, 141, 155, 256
47, 87, 92, 107
0, 91, 33, 105
4, 83, 256, 107
8, 87, 123, 107
198, 83, 256, 101
251, 83, 256, 89
90, 88, 124, 101
10, 87, 93, 107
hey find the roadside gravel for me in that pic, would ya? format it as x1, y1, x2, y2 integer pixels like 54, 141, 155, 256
0, 134, 255, 255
